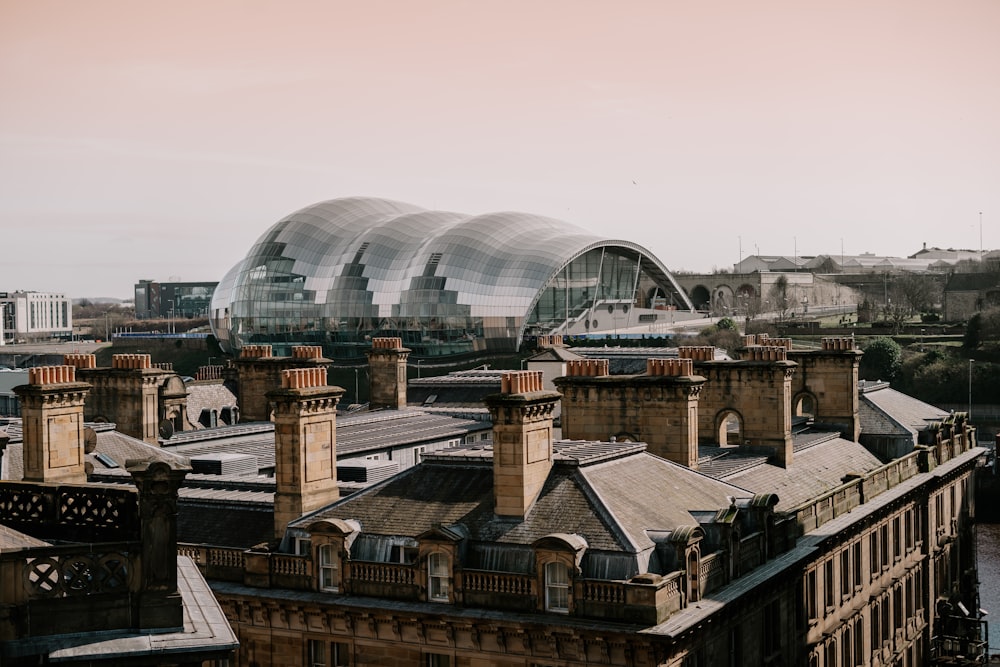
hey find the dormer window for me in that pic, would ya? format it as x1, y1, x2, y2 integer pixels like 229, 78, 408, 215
428, 552, 450, 602
318, 544, 339, 592
544, 561, 570, 613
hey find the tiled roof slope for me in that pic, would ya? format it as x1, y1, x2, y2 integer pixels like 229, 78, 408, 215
0, 523, 50, 552
178, 500, 273, 549
859, 384, 950, 436
1, 422, 189, 481
162, 411, 489, 467
407, 370, 503, 408
292, 442, 751, 555
185, 380, 239, 429
719, 437, 883, 510
526, 347, 584, 363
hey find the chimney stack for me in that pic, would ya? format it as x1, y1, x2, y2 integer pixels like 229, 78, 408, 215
13, 365, 91, 483
484, 371, 561, 520
268, 367, 345, 539
366, 337, 410, 410
787, 337, 863, 441
555, 358, 705, 468
232, 345, 332, 422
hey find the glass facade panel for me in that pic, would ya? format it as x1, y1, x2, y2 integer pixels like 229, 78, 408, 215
211, 197, 693, 359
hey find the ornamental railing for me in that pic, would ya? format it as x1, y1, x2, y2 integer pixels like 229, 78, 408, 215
0, 481, 139, 542
1, 541, 141, 604
462, 569, 533, 596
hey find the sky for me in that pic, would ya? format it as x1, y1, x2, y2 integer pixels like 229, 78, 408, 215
1, 1, 998, 299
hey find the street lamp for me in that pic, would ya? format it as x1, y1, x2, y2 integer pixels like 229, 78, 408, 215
968, 359, 974, 420
354, 368, 359, 404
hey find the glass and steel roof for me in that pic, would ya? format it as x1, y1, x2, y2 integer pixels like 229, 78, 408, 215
211, 197, 692, 359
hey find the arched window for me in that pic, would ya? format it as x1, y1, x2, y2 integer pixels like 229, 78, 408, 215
318, 544, 339, 592
687, 550, 700, 602
545, 561, 570, 613
428, 552, 450, 602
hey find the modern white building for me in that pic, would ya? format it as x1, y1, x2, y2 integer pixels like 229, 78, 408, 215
0, 291, 73, 343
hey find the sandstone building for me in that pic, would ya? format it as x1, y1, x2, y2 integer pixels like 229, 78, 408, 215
172, 336, 986, 666
0, 366, 236, 665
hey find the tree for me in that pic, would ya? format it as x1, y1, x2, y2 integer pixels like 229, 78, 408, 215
894, 273, 942, 315
859, 337, 902, 382
965, 313, 983, 349
716, 317, 738, 331
768, 275, 791, 321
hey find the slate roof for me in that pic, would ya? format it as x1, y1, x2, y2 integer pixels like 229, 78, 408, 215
859, 382, 950, 436
407, 372, 502, 408
945, 272, 1000, 292
0, 420, 189, 482
161, 410, 490, 468
718, 437, 883, 511
0, 523, 50, 552
527, 347, 584, 363
185, 380, 239, 429
292, 440, 751, 556
178, 500, 273, 549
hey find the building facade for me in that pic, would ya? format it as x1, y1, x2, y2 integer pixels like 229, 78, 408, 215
134, 279, 218, 319
0, 291, 72, 343
179, 338, 985, 666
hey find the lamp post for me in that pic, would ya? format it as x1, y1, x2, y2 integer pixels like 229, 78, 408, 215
968, 359, 973, 420
354, 368, 359, 404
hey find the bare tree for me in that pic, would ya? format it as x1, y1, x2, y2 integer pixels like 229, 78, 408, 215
768, 275, 791, 321
894, 274, 942, 315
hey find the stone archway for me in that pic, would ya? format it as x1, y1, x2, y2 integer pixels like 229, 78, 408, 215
717, 410, 743, 445
688, 285, 711, 311
794, 392, 817, 419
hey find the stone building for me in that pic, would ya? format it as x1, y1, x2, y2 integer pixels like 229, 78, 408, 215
0, 365, 236, 665
176, 337, 985, 666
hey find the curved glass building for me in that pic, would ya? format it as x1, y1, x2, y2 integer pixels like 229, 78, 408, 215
211, 197, 693, 359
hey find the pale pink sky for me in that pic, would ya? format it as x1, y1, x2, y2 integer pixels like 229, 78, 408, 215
1, 0, 998, 298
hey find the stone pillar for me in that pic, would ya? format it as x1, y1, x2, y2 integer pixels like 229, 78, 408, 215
129, 458, 191, 630
787, 337, 863, 441
484, 371, 560, 520
233, 345, 332, 422
13, 365, 91, 483
269, 367, 345, 539
366, 337, 410, 410
554, 358, 706, 469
